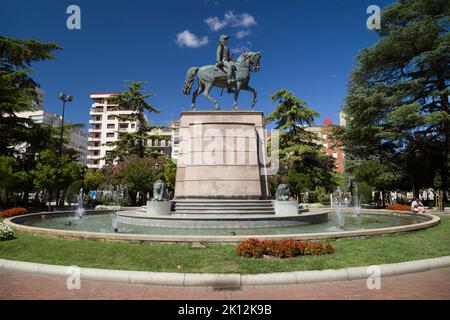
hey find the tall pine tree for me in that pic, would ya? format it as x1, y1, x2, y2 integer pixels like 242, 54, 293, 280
105, 81, 168, 161
266, 89, 337, 197
0, 35, 61, 156
335, 0, 449, 198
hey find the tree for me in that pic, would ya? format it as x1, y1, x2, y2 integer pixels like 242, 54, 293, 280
335, 0, 450, 200
265, 89, 338, 196
83, 168, 102, 193
106, 81, 167, 161
32, 150, 80, 210
162, 159, 177, 192
0, 36, 61, 156
115, 155, 163, 205
0, 156, 19, 206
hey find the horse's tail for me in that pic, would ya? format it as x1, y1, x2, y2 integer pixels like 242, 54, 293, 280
182, 67, 199, 95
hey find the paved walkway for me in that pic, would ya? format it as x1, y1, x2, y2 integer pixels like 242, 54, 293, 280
0, 267, 449, 300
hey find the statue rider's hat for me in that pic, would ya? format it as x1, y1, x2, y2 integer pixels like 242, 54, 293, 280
219, 34, 230, 41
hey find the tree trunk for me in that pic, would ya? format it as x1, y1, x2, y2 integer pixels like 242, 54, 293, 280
48, 192, 52, 212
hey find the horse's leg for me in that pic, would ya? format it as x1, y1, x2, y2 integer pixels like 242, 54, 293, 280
191, 81, 203, 111
202, 82, 220, 110
241, 84, 257, 109
233, 82, 242, 110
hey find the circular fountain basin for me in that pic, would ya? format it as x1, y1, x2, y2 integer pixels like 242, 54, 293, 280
116, 209, 328, 228
4, 209, 439, 243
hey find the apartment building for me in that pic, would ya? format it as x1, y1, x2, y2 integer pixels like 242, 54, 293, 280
15, 108, 89, 166
305, 111, 346, 173
145, 126, 173, 157
87, 93, 139, 169
170, 120, 181, 162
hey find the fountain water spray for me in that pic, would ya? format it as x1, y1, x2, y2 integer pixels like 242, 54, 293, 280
352, 184, 361, 216
334, 187, 346, 228
109, 185, 123, 232
75, 188, 85, 219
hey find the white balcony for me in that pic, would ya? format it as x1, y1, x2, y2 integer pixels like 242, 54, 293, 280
89, 128, 101, 133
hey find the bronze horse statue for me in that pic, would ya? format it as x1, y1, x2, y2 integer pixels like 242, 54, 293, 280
182, 51, 261, 111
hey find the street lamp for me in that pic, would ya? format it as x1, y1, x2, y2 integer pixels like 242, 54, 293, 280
56, 92, 72, 208
58, 92, 73, 157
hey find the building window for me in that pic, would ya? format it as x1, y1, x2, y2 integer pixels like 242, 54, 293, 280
107, 132, 114, 138
108, 115, 115, 120
131, 123, 136, 128
107, 123, 115, 129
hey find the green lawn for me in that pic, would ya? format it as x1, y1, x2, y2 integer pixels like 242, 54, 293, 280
0, 216, 449, 274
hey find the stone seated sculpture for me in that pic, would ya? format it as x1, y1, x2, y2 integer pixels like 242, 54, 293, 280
147, 180, 171, 216
152, 179, 169, 201
274, 184, 299, 216
275, 184, 291, 201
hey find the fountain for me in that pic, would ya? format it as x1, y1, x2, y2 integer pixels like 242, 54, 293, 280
352, 184, 361, 216
333, 187, 346, 228
107, 185, 124, 232
75, 188, 85, 219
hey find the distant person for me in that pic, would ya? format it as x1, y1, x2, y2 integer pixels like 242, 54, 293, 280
411, 198, 426, 214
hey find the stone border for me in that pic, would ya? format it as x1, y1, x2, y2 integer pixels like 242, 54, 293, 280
0, 256, 449, 287
3, 210, 440, 243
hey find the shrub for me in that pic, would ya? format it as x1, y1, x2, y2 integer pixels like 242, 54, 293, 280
0, 223, 14, 241
0, 207, 28, 218
356, 182, 372, 204
236, 238, 335, 259
386, 203, 411, 212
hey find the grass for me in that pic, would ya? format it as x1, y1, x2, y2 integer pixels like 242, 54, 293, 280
0, 216, 449, 274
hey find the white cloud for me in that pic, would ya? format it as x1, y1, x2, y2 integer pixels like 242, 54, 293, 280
232, 13, 256, 28
236, 30, 250, 39
175, 30, 209, 48
204, 11, 257, 32
204, 17, 227, 32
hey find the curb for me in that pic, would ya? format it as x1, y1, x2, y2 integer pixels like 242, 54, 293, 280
1, 256, 449, 287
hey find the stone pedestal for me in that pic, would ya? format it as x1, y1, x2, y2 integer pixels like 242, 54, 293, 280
146, 200, 171, 216
274, 200, 299, 216
175, 111, 269, 199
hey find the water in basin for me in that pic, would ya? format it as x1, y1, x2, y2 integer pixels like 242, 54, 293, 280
24, 211, 426, 236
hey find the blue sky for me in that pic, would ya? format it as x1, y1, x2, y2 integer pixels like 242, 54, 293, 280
1, 0, 394, 128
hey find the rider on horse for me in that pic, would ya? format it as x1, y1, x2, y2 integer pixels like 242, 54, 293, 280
216, 34, 236, 85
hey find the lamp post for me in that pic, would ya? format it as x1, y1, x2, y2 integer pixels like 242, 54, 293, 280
56, 92, 73, 208
58, 92, 73, 157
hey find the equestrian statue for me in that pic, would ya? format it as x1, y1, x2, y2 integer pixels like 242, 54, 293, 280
182, 34, 261, 111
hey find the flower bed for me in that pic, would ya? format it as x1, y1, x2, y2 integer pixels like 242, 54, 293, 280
386, 204, 411, 212
237, 238, 335, 259
0, 207, 28, 218
0, 223, 14, 241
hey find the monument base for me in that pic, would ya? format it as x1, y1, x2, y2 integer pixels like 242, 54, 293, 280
274, 200, 299, 216
146, 200, 172, 216
175, 111, 269, 200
